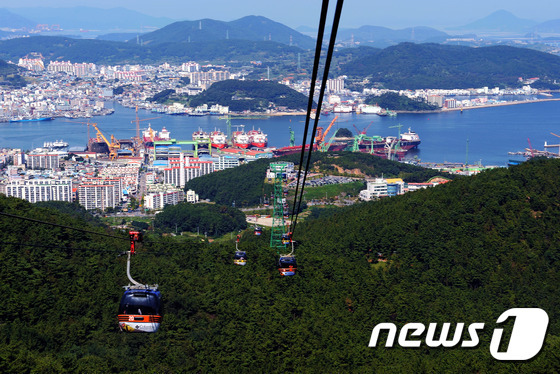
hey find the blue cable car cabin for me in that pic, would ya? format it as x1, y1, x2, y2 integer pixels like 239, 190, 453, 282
254, 226, 262, 236
278, 255, 297, 276
281, 233, 291, 245
118, 288, 162, 333
233, 251, 247, 266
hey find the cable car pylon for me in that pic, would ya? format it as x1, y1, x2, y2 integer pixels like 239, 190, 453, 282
117, 231, 162, 333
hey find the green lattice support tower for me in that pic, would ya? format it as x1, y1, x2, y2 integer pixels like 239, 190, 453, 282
269, 162, 287, 251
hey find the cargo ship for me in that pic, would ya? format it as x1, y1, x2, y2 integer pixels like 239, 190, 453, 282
399, 128, 421, 150
358, 128, 421, 152
232, 130, 250, 149
142, 125, 171, 147
210, 130, 227, 149
10, 116, 53, 122
247, 128, 268, 148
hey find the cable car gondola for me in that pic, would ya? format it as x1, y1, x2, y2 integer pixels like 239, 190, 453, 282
118, 286, 162, 333
278, 254, 297, 276
233, 234, 247, 266
233, 250, 247, 266
254, 225, 262, 236
118, 231, 162, 333
281, 232, 292, 245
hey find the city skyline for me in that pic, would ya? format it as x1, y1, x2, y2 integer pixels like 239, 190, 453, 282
3, 0, 560, 30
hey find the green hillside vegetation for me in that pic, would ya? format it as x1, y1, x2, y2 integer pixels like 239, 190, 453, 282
185, 152, 457, 207
187, 79, 310, 112
2, 158, 560, 372
340, 42, 560, 89
0, 36, 304, 65
0, 59, 26, 88
367, 92, 438, 111
153, 202, 247, 236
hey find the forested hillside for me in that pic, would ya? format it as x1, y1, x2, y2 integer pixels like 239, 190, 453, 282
340, 42, 560, 89
0, 36, 304, 65
185, 152, 455, 207
2, 158, 560, 372
187, 79, 310, 112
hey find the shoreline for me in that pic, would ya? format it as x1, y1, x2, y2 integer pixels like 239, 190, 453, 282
396, 98, 560, 114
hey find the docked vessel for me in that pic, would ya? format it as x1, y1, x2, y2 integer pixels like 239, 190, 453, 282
359, 104, 382, 114
192, 128, 210, 147
332, 104, 353, 113
10, 116, 53, 122
399, 128, 421, 150
210, 130, 227, 149
143, 125, 171, 146
232, 130, 250, 149
247, 128, 268, 148
43, 140, 69, 151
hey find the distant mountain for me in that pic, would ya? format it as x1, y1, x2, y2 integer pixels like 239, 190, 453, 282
336, 25, 449, 48
0, 8, 35, 29
136, 16, 315, 49
0, 36, 304, 64
8, 6, 173, 32
533, 19, 560, 34
450, 10, 537, 33
340, 42, 560, 89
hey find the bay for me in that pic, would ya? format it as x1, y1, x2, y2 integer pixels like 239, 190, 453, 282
1, 97, 559, 167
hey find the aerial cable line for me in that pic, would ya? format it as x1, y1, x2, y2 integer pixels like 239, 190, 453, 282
0, 211, 204, 255
290, 0, 331, 228
0, 211, 129, 241
290, 0, 345, 237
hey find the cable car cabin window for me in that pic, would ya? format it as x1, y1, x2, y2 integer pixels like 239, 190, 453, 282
234, 251, 247, 260
119, 291, 161, 315
279, 257, 297, 268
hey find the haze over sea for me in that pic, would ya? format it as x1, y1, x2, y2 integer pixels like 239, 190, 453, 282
1, 96, 558, 167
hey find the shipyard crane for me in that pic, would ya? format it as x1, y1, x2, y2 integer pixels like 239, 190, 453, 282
91, 122, 121, 160
527, 138, 535, 158
353, 122, 372, 135
315, 116, 339, 148
131, 106, 160, 154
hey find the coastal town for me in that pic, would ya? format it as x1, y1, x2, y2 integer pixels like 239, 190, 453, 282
0, 56, 558, 215
4, 56, 557, 122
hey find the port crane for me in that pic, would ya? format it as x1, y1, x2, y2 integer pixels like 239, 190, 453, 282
315, 116, 338, 150
131, 106, 160, 154
90, 122, 121, 160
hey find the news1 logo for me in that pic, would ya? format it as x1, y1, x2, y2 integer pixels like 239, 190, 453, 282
368, 308, 549, 361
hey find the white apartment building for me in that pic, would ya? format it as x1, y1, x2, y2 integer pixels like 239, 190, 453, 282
1, 178, 72, 203
144, 184, 185, 210
164, 154, 214, 188
27, 153, 60, 170
78, 183, 118, 210
187, 70, 230, 86
78, 177, 123, 210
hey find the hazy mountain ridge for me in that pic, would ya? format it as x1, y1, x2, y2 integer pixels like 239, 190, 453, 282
0, 8, 36, 29
450, 9, 538, 33
7, 6, 174, 31
337, 25, 450, 48
135, 16, 315, 49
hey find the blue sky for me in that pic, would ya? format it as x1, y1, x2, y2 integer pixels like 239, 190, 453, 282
4, 0, 560, 29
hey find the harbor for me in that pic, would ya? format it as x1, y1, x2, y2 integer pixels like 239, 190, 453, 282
1, 97, 560, 166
